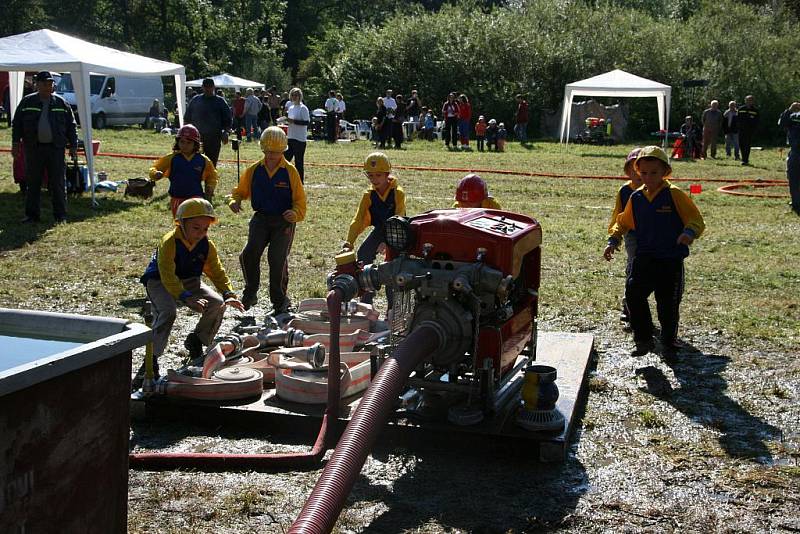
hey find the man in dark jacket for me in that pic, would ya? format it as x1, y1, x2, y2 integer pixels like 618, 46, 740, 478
779, 102, 800, 214
184, 78, 231, 167
11, 71, 78, 223
738, 94, 759, 165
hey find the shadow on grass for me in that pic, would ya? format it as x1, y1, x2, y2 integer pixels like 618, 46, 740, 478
635, 340, 780, 463
0, 190, 164, 251
359, 438, 586, 532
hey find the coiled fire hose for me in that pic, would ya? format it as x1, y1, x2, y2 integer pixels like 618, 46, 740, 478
128, 288, 346, 471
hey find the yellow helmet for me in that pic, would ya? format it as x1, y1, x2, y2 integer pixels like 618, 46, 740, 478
175, 198, 218, 224
260, 126, 288, 153
363, 152, 391, 173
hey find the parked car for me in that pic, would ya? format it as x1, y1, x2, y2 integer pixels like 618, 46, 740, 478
57, 73, 164, 129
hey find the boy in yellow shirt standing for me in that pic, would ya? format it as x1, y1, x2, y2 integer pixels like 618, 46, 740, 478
604, 146, 705, 357
229, 127, 306, 315
343, 152, 406, 304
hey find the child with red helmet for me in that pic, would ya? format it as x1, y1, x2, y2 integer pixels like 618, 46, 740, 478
453, 173, 502, 209
149, 124, 219, 217
608, 148, 643, 323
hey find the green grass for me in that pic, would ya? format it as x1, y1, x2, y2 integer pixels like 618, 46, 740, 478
0, 126, 798, 354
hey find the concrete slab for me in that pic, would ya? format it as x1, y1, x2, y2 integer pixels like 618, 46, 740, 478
132, 331, 594, 462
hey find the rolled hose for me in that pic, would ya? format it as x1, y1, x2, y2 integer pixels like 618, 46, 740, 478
128, 288, 345, 471
289, 323, 442, 534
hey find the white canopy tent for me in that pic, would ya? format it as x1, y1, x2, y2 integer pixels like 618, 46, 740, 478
0, 29, 186, 205
186, 73, 264, 90
558, 69, 671, 147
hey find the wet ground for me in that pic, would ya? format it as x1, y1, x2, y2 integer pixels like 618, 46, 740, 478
128, 313, 799, 533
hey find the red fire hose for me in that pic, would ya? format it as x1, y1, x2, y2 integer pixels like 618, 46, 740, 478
289, 324, 442, 534
128, 288, 345, 471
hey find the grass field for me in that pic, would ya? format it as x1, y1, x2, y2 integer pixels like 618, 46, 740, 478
0, 127, 797, 349
0, 126, 798, 532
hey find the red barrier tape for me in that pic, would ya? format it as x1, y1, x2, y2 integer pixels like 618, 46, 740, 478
0, 147, 785, 185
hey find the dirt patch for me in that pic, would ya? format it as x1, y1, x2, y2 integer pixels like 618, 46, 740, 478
128, 313, 800, 532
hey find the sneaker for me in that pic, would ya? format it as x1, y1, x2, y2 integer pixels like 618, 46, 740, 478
21, 216, 40, 223
631, 339, 655, 357
131, 362, 160, 391
184, 332, 204, 363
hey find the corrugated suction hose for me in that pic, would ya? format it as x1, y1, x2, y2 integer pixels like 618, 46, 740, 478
289, 323, 442, 534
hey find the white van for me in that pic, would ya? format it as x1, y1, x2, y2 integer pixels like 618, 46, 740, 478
57, 74, 164, 129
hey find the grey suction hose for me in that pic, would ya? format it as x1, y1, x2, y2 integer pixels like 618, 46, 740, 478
289, 323, 443, 534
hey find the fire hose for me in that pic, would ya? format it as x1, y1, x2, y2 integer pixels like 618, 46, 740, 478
289, 323, 443, 534
128, 287, 345, 471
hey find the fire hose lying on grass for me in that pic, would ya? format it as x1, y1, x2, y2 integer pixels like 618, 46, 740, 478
132, 208, 562, 533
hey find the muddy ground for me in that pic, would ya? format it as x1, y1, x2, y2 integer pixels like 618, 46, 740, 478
128, 310, 799, 533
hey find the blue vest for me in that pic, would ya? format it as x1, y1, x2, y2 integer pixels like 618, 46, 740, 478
168, 153, 206, 198
141, 236, 210, 284
368, 189, 396, 229
631, 186, 688, 259
251, 165, 293, 215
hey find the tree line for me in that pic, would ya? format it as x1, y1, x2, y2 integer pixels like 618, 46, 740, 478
3, 0, 798, 140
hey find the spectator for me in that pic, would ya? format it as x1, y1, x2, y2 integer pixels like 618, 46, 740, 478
243, 88, 262, 142
420, 107, 436, 141
392, 94, 406, 149
336, 92, 346, 139
324, 89, 338, 143
722, 100, 740, 160
375, 97, 388, 149
475, 115, 487, 152
268, 86, 281, 125
382, 89, 396, 147
738, 95, 759, 165
406, 89, 421, 127
184, 78, 231, 168
701, 99, 723, 159
778, 101, 800, 214
11, 71, 77, 224
280, 91, 290, 114
285, 87, 310, 183
3, 85, 10, 127
679, 116, 701, 159
258, 92, 271, 133
441, 92, 460, 149
232, 91, 245, 133
486, 119, 498, 151
515, 94, 529, 143
458, 94, 472, 150
145, 98, 167, 131
497, 122, 507, 152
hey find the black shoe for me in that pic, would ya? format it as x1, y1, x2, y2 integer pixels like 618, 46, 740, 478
660, 338, 684, 355
184, 332, 204, 363
631, 339, 655, 357
55, 217, 67, 225
241, 293, 258, 311
21, 216, 40, 223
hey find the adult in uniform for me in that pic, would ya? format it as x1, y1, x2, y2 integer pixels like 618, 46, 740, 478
737, 95, 759, 166
11, 71, 77, 223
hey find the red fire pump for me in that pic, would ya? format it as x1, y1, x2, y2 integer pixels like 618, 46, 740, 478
329, 208, 541, 421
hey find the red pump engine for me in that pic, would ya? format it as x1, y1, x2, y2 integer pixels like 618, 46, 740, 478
330, 208, 541, 418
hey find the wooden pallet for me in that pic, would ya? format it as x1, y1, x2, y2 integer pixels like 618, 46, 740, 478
132, 331, 594, 462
